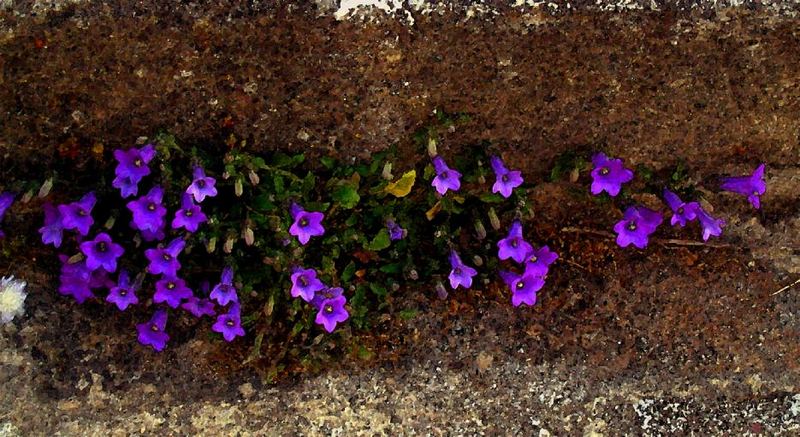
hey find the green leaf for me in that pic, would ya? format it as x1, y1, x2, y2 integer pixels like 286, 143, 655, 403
369, 283, 388, 298
302, 172, 316, 195
479, 193, 505, 203
332, 184, 360, 209
384, 170, 416, 198
365, 228, 391, 251
379, 263, 402, 274
252, 194, 276, 212
273, 174, 285, 194
397, 309, 418, 320
341, 261, 356, 282
321, 156, 336, 169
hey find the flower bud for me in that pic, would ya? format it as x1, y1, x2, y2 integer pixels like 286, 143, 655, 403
435, 281, 448, 300
488, 207, 501, 231
242, 227, 255, 246
248, 170, 260, 185
206, 237, 217, 253
223, 236, 235, 253
477, 174, 486, 185
103, 216, 116, 230
408, 269, 419, 281
20, 189, 34, 204
381, 162, 393, 180
427, 137, 438, 157
472, 255, 484, 267
474, 219, 487, 240
234, 178, 244, 197
391, 282, 401, 292
222, 171, 231, 180
38, 178, 54, 198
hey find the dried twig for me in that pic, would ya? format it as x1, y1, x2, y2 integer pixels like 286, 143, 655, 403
771, 278, 800, 296
560, 226, 734, 248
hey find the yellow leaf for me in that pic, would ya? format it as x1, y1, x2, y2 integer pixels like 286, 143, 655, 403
425, 201, 441, 221
384, 170, 416, 198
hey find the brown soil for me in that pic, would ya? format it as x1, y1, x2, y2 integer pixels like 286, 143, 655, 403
1, 2, 799, 435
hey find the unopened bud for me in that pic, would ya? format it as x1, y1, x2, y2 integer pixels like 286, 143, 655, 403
223, 236, 235, 253
408, 269, 419, 281
474, 219, 487, 240
234, 178, 243, 197
391, 282, 401, 292
488, 207, 501, 231
103, 216, 116, 230
222, 171, 231, 180
243, 227, 255, 246
20, 189, 34, 203
435, 281, 448, 300
477, 174, 486, 185
38, 178, 54, 198
67, 253, 85, 264
427, 137, 437, 157
206, 237, 217, 253
248, 170, 260, 185
472, 255, 484, 267
381, 162, 393, 180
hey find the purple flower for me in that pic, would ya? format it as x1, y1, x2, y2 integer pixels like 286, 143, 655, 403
0, 192, 13, 238
210, 266, 238, 306
58, 257, 95, 303
112, 144, 156, 197
186, 166, 218, 203
431, 156, 462, 195
497, 220, 533, 263
311, 287, 343, 309
613, 206, 663, 249
171, 194, 207, 232
490, 156, 524, 198
524, 245, 559, 277
139, 224, 166, 242
314, 295, 349, 333
106, 269, 139, 311
500, 270, 545, 307
288, 203, 325, 245
58, 192, 96, 236
39, 202, 64, 247
590, 152, 634, 197
79, 232, 124, 273
136, 309, 169, 352
212, 302, 245, 342
153, 276, 193, 308
127, 186, 167, 233
181, 296, 216, 318
386, 219, 406, 241
448, 250, 477, 290
663, 189, 700, 227
144, 237, 185, 277
696, 206, 725, 241
720, 163, 767, 209
290, 267, 325, 302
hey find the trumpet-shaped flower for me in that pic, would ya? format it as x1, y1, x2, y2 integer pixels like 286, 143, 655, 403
613, 206, 663, 249
136, 309, 169, 352
386, 219, 406, 241
39, 203, 64, 247
490, 156, 524, 198
212, 302, 245, 341
696, 206, 725, 241
145, 237, 185, 277
289, 203, 325, 245
127, 186, 167, 233
186, 166, 218, 203
181, 296, 216, 318
431, 156, 462, 195
497, 220, 533, 263
112, 144, 156, 197
663, 189, 700, 227
500, 270, 545, 307
720, 163, 767, 209
448, 250, 477, 290
58, 192, 96, 236
210, 266, 238, 306
290, 267, 325, 302
524, 245, 559, 277
153, 276, 193, 308
172, 194, 207, 232
590, 152, 634, 197
107, 269, 139, 311
314, 295, 349, 333
79, 232, 124, 273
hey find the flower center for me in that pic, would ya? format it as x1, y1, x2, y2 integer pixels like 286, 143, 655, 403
197, 179, 205, 188
147, 202, 156, 211
300, 218, 309, 227
119, 289, 127, 296
440, 171, 448, 179
677, 207, 684, 215
510, 239, 518, 248
324, 292, 333, 299
150, 324, 159, 332
502, 174, 509, 182
162, 253, 171, 261
226, 319, 235, 327
78, 209, 88, 216
516, 280, 525, 290
167, 282, 176, 290
324, 304, 334, 314
529, 255, 538, 263
599, 167, 610, 176
626, 221, 637, 231
454, 267, 462, 275
299, 276, 308, 286
752, 190, 759, 196
96, 241, 107, 252
134, 158, 143, 167
185, 210, 193, 217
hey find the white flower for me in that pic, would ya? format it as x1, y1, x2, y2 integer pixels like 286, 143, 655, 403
0, 276, 27, 324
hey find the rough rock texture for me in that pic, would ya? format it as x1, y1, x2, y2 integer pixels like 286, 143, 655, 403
0, 1, 799, 435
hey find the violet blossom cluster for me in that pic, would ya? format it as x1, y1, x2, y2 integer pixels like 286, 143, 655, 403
289, 266, 349, 333
497, 220, 559, 307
